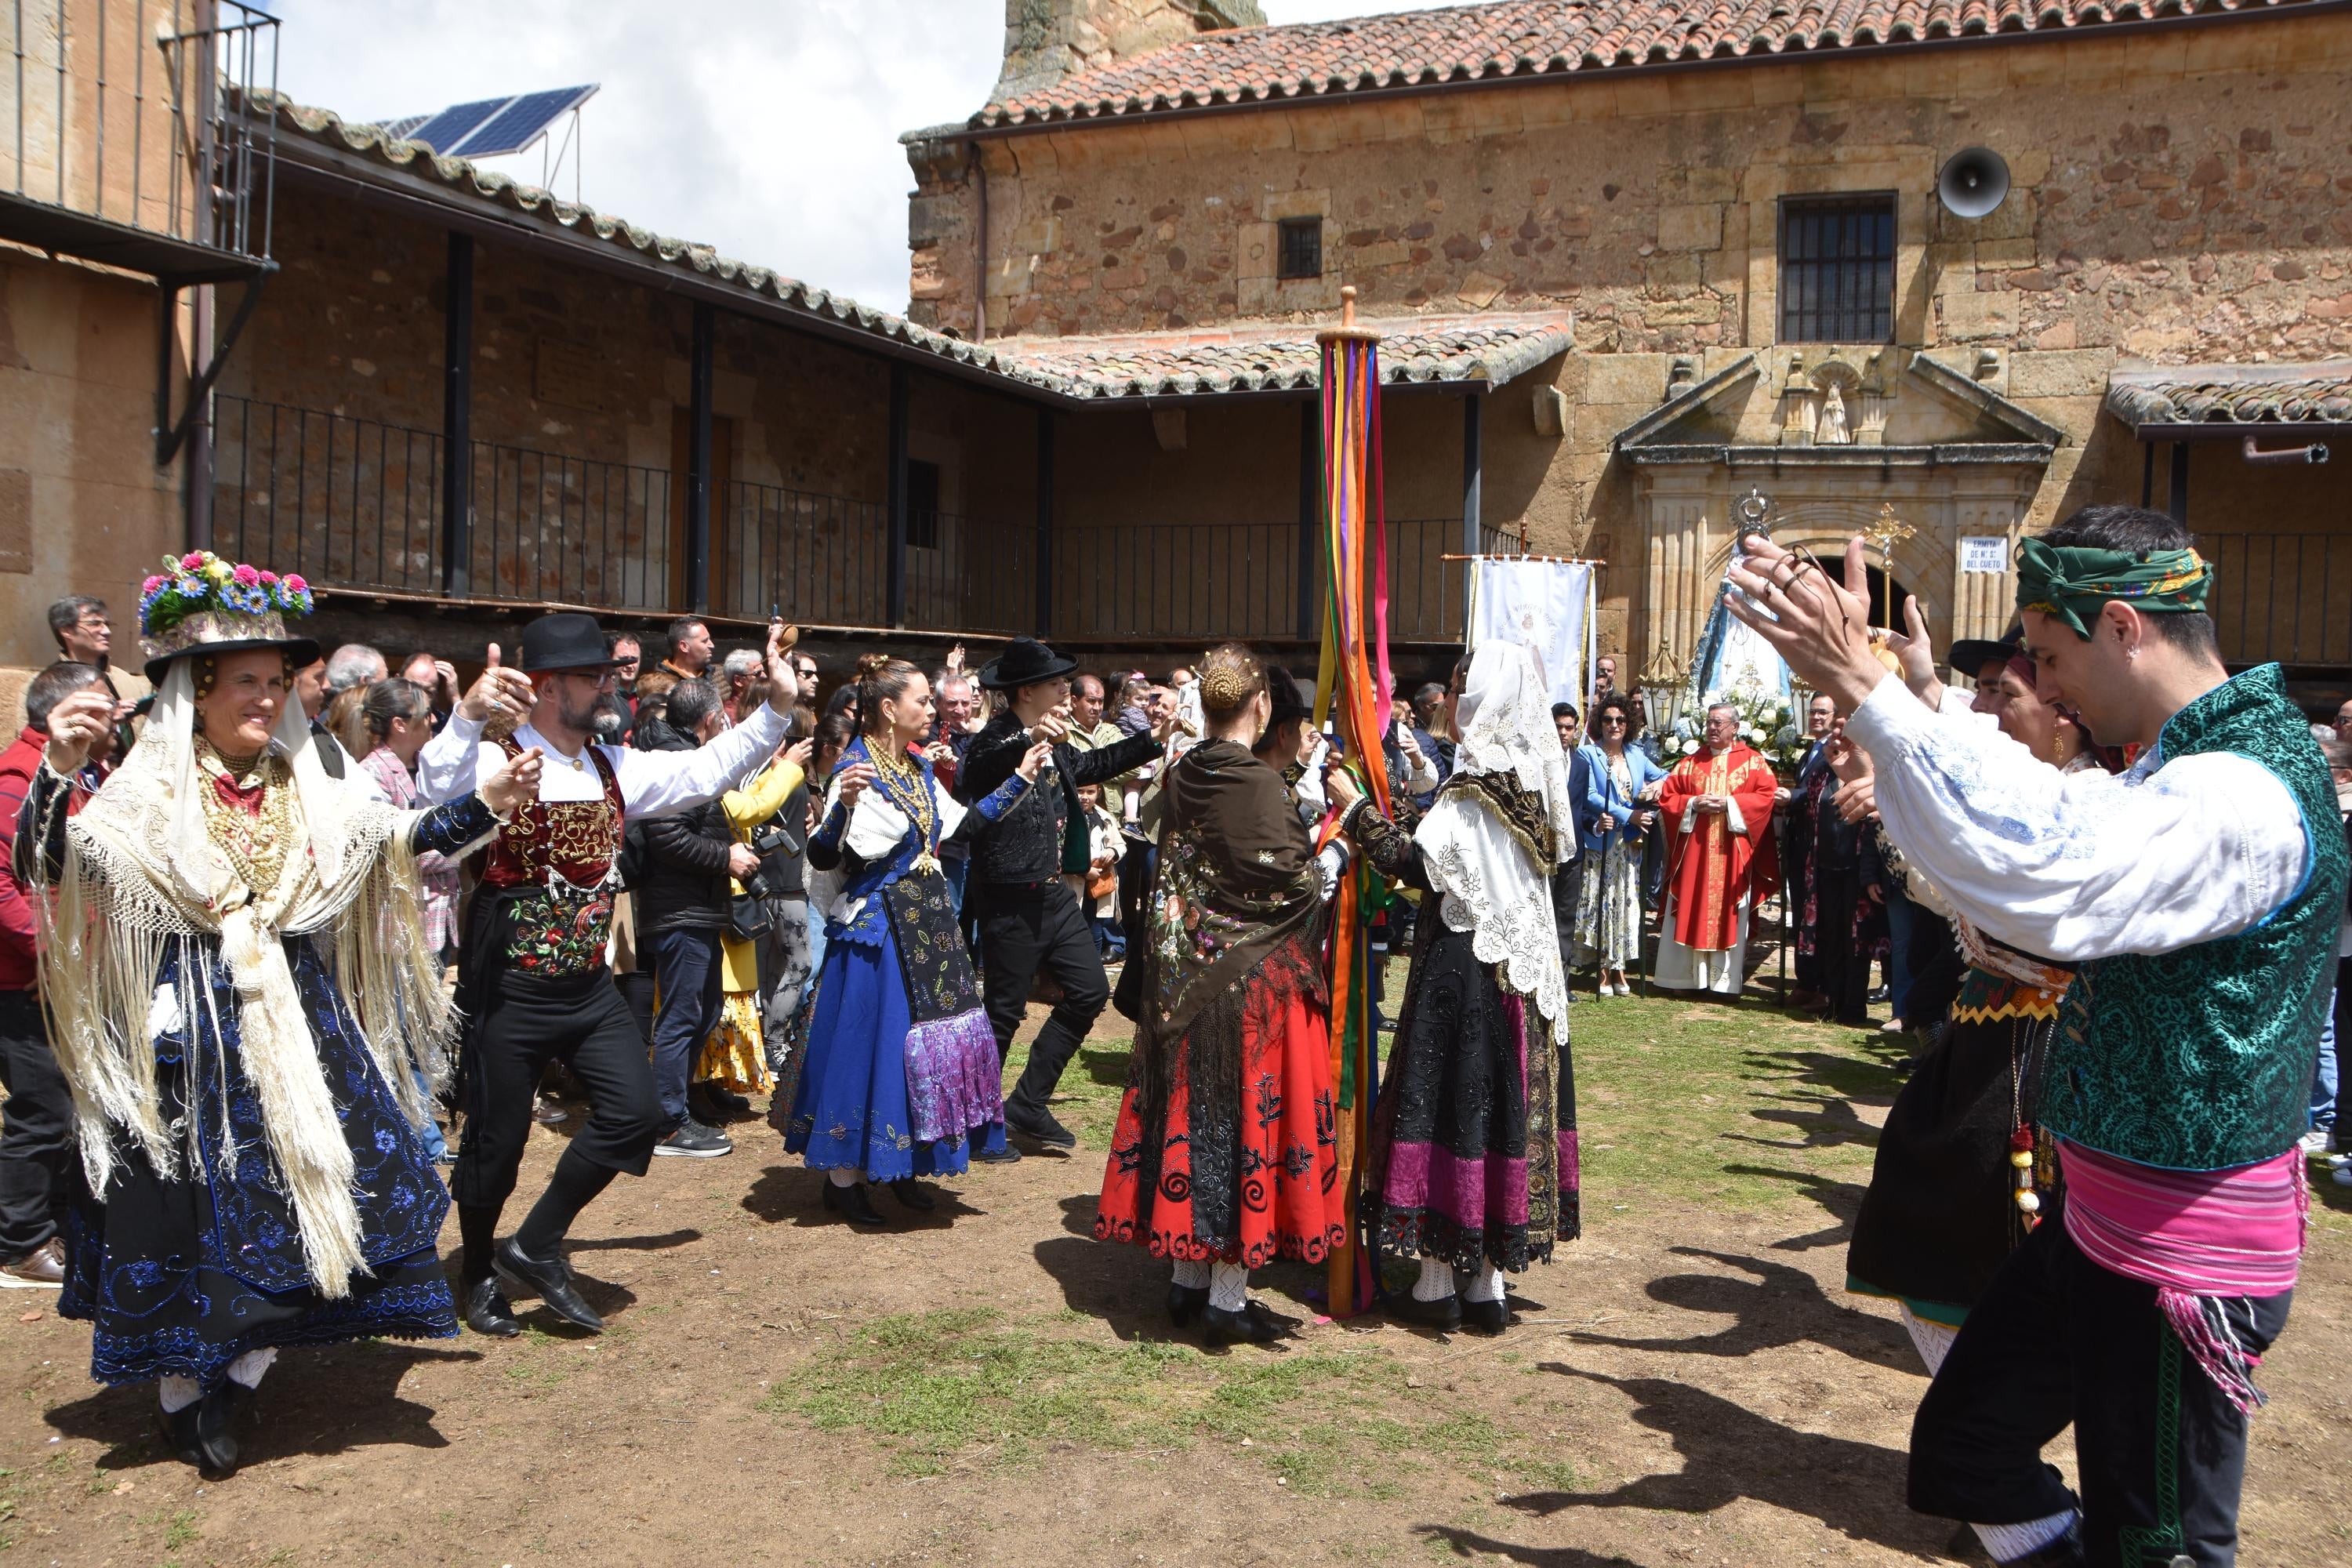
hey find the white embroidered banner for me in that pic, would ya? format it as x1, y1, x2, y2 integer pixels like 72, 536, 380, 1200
1468, 557, 1593, 708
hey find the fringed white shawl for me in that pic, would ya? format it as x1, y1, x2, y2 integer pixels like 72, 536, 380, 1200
1411, 640, 1577, 1030
27, 662, 456, 1297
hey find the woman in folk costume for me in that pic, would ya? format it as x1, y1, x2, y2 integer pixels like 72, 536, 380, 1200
1095, 644, 1349, 1347
1329, 640, 1579, 1335
14, 554, 539, 1479
786, 659, 1051, 1227
695, 735, 814, 1100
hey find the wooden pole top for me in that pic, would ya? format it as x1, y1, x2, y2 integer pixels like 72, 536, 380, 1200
1318, 284, 1382, 346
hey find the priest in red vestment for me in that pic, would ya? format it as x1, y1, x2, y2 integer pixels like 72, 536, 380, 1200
1656, 702, 1780, 996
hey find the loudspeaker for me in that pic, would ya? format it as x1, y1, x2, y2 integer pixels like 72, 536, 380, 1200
1936, 147, 2011, 220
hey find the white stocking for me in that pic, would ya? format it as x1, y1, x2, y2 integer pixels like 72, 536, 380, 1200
1208, 1261, 1249, 1312
158, 1376, 201, 1414
1898, 1304, 1959, 1375
828, 1167, 858, 1188
227, 1347, 277, 1389
1412, 1256, 1457, 1302
1171, 1256, 1210, 1290
1462, 1261, 1506, 1303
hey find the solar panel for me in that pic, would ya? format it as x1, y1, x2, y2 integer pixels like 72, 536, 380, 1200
448, 85, 598, 158
403, 96, 510, 155
381, 114, 433, 140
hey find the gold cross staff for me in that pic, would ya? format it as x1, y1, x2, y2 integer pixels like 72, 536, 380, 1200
1860, 502, 1917, 628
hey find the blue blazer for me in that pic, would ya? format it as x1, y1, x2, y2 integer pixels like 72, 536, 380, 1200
1575, 742, 1668, 854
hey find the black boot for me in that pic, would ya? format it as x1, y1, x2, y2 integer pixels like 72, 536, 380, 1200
1165, 1281, 1210, 1327
194, 1381, 252, 1478
887, 1178, 936, 1212
1200, 1300, 1283, 1348
1460, 1296, 1510, 1335
821, 1179, 888, 1229
494, 1237, 605, 1334
1003, 1100, 1076, 1149
463, 1275, 522, 1338
1388, 1290, 1463, 1333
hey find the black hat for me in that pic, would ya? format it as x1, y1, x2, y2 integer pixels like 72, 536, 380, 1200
1263, 663, 1310, 729
1949, 623, 2025, 678
977, 637, 1077, 692
518, 612, 617, 673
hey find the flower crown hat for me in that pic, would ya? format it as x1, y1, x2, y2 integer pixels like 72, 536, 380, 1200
136, 550, 319, 683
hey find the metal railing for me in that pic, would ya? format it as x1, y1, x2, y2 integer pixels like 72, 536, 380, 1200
718, 482, 887, 627
473, 440, 674, 612
1054, 521, 1304, 642
211, 396, 444, 595
908, 513, 1033, 637
2195, 531, 2352, 671
2, 0, 278, 262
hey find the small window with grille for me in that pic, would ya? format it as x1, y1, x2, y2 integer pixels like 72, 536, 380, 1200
1778, 194, 1896, 343
906, 459, 941, 551
1276, 217, 1323, 281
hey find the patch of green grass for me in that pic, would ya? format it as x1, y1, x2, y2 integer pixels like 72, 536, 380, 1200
162, 1508, 199, 1550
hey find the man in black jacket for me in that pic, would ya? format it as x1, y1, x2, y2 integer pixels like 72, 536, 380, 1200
960, 638, 1165, 1151
633, 677, 759, 1157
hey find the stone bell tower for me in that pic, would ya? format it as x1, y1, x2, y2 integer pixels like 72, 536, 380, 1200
993, 0, 1266, 101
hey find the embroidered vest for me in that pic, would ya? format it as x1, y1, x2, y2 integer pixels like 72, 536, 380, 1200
2045, 665, 2350, 1171
481, 741, 624, 978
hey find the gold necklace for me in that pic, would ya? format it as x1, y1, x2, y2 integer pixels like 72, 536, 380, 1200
868, 739, 941, 874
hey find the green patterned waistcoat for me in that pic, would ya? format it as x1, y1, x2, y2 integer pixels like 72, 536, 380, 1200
2045, 664, 2350, 1171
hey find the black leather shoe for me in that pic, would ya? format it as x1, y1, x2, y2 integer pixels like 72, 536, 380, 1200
195, 1381, 252, 1477
161, 1402, 209, 1474
1004, 1103, 1076, 1149
888, 1178, 936, 1212
974, 1139, 1024, 1164
821, 1179, 888, 1229
1460, 1296, 1510, 1335
494, 1237, 605, 1334
1200, 1300, 1283, 1348
1388, 1290, 1463, 1332
1165, 1281, 1210, 1328
463, 1275, 522, 1338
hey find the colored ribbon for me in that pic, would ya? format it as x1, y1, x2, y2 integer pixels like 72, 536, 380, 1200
2014, 537, 2211, 637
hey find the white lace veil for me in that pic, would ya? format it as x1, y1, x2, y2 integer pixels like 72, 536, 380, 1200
1410, 640, 1572, 1027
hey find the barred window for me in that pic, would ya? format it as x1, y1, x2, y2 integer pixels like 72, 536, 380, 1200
1277, 217, 1322, 281
1778, 194, 1896, 343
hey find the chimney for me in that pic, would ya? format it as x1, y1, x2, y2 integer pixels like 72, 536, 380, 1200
994, 0, 1266, 101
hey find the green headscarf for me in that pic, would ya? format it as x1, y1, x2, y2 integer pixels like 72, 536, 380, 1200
2013, 537, 2212, 639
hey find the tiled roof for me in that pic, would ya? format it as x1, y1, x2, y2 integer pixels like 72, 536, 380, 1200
1000, 314, 1573, 399
256, 91, 1014, 382
256, 89, 1563, 405
975, 0, 2319, 128
2106, 364, 2352, 427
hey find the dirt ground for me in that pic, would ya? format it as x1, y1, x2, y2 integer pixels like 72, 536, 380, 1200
4, 991, 2350, 1568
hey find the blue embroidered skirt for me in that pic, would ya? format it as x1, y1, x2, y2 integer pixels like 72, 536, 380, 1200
785, 908, 1002, 1180
59, 938, 457, 1387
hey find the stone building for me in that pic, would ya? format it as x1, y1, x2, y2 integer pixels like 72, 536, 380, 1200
907, 0, 2352, 692
4, 0, 2347, 703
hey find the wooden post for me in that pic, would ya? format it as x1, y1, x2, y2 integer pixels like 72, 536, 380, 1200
686, 301, 714, 613
1034, 405, 1054, 637
2168, 441, 2190, 527
1297, 399, 1319, 643
440, 232, 474, 596
886, 363, 909, 629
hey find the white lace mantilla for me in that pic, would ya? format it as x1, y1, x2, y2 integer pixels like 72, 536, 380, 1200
1418, 794, 1569, 1029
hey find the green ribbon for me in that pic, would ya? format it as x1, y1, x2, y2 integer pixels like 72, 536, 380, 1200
2013, 537, 2212, 638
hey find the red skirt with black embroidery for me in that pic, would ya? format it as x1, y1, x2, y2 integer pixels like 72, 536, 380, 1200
1094, 956, 1345, 1269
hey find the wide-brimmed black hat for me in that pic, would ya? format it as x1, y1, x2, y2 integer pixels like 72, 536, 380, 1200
518, 612, 618, 673
1263, 663, 1311, 729
1949, 624, 2025, 678
977, 637, 1077, 692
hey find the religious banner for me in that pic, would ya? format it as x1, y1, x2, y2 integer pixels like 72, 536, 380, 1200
1467, 556, 1593, 708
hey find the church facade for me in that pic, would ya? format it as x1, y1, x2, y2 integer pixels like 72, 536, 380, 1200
906, 0, 2352, 690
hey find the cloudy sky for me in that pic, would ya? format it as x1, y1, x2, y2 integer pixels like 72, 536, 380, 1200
261, 1, 1440, 314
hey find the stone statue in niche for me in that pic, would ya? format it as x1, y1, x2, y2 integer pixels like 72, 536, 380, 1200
1817, 383, 1851, 445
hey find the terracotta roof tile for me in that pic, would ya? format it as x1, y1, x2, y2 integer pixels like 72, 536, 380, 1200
973, 0, 2320, 128
2106, 363, 2352, 427
999, 313, 1574, 398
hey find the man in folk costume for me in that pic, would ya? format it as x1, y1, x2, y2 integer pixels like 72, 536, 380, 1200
1729, 506, 2347, 1567
1654, 702, 1778, 996
415, 613, 798, 1338
14, 553, 540, 1479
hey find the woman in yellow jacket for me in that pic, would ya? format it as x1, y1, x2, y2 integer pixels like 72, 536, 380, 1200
696, 737, 815, 1096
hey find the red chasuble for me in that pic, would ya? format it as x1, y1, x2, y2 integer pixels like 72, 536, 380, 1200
1659, 742, 1779, 953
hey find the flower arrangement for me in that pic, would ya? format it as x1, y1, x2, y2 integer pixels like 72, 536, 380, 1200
138, 551, 312, 641
1667, 677, 1809, 779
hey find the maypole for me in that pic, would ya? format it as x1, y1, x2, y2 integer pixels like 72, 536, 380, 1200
1314, 286, 1391, 1318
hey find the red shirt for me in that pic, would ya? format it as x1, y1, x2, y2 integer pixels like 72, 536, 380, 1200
0, 726, 66, 990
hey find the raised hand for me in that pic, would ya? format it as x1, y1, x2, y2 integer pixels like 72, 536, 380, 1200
42, 689, 113, 775
1326, 765, 1363, 814
782, 737, 815, 771
1028, 712, 1070, 747
1014, 739, 1054, 782
1723, 535, 1884, 712
1882, 593, 1941, 705
764, 620, 802, 714
459, 644, 534, 727
834, 762, 877, 811
480, 746, 544, 816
